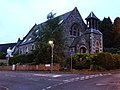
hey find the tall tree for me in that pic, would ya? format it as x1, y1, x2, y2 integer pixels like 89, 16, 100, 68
112, 17, 120, 48
33, 12, 65, 64
99, 17, 114, 48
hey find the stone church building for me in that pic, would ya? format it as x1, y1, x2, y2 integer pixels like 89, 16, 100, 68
14, 7, 103, 54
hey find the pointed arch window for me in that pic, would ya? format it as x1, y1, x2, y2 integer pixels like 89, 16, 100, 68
95, 40, 100, 53
70, 23, 80, 36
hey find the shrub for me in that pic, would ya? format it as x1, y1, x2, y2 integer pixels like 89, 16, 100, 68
112, 54, 120, 69
71, 53, 95, 69
0, 52, 6, 59
0, 62, 7, 66
9, 53, 35, 65
95, 52, 114, 70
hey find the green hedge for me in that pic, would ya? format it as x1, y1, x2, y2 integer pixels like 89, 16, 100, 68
9, 53, 35, 65
95, 53, 114, 70
0, 52, 6, 59
66, 52, 120, 70
0, 62, 7, 66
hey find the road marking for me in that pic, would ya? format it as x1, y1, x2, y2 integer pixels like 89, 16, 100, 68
5, 75, 16, 77
74, 77, 80, 81
85, 76, 89, 79
41, 73, 112, 90
48, 79, 52, 80
96, 83, 106, 86
94, 74, 99, 77
52, 75, 62, 77
80, 76, 85, 80
99, 74, 103, 76
58, 83, 63, 85
42, 89, 46, 90
34, 74, 62, 77
89, 75, 94, 78
46, 86, 52, 89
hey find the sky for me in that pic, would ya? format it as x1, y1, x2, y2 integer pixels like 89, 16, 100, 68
0, 0, 120, 44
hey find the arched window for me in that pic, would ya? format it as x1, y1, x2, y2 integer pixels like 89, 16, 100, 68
95, 41, 100, 53
70, 23, 80, 36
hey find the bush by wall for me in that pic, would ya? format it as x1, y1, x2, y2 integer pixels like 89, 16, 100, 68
66, 52, 120, 71
66, 53, 95, 69
0, 62, 7, 66
95, 52, 114, 70
112, 54, 120, 69
9, 53, 35, 65
0, 52, 6, 59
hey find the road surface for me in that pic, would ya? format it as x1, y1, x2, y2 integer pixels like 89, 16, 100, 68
0, 71, 119, 90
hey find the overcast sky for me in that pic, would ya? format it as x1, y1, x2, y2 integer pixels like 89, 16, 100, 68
0, 0, 120, 44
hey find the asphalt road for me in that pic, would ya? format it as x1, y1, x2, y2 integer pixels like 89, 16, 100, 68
0, 71, 119, 90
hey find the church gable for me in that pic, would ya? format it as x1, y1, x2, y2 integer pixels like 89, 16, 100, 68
63, 7, 86, 47
70, 11, 103, 54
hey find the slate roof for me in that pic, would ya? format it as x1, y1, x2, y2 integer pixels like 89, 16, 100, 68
0, 43, 16, 54
84, 28, 102, 35
19, 9, 72, 46
85, 12, 99, 20
19, 24, 40, 45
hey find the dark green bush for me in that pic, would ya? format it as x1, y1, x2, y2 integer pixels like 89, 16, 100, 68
69, 53, 95, 69
66, 52, 120, 70
95, 52, 114, 70
112, 54, 120, 69
104, 48, 120, 54
0, 52, 6, 59
0, 62, 7, 66
9, 53, 35, 65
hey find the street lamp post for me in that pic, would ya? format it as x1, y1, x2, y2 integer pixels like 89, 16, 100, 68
70, 53, 72, 71
49, 40, 54, 72
70, 49, 74, 72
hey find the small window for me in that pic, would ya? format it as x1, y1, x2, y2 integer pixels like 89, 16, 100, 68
23, 39, 27, 42
70, 23, 80, 36
28, 38, 32, 41
36, 29, 39, 33
59, 20, 63, 24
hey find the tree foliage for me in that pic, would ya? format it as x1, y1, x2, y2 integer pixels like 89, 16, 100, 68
99, 17, 120, 53
67, 53, 120, 70
112, 17, 120, 48
99, 17, 113, 48
33, 12, 65, 64
0, 52, 6, 59
9, 53, 35, 65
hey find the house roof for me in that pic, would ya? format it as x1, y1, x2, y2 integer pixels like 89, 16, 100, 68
84, 28, 102, 35
18, 7, 86, 47
18, 8, 73, 46
19, 24, 40, 45
0, 43, 16, 54
85, 12, 99, 20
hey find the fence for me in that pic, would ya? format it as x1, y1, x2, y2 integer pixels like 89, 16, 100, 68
0, 64, 60, 71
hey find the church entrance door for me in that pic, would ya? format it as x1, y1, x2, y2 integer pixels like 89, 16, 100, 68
80, 47, 86, 53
